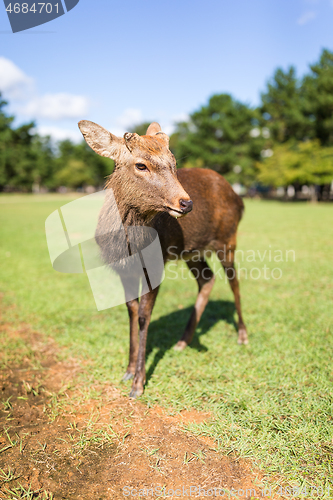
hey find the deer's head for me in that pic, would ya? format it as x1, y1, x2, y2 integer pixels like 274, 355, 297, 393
78, 120, 192, 220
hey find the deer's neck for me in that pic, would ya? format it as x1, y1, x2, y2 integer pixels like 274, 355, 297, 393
117, 203, 153, 228
105, 171, 156, 228
96, 173, 159, 268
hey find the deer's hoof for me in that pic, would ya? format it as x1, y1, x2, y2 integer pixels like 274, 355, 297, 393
238, 338, 249, 345
237, 328, 248, 345
129, 387, 144, 398
122, 371, 134, 381
174, 340, 187, 351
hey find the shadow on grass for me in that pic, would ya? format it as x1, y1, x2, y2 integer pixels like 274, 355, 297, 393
145, 299, 236, 384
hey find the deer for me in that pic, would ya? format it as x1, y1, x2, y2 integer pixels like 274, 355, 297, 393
78, 120, 248, 398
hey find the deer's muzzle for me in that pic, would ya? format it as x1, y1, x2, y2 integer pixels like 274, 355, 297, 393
165, 198, 193, 218
179, 199, 193, 214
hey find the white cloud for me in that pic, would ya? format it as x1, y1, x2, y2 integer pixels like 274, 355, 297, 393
116, 108, 143, 129
172, 112, 189, 124
20, 93, 89, 120
36, 125, 82, 143
297, 10, 317, 24
0, 56, 33, 99
107, 108, 143, 137
161, 123, 174, 136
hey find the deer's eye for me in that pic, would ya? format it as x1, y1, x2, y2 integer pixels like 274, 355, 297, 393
135, 163, 149, 171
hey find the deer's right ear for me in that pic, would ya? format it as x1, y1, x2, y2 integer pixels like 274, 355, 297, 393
78, 120, 123, 159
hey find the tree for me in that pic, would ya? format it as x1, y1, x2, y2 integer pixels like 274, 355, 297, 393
54, 139, 113, 189
256, 140, 333, 188
302, 49, 333, 145
173, 94, 266, 186
54, 159, 95, 189
30, 134, 56, 190
260, 67, 312, 143
0, 95, 14, 188
0, 94, 42, 191
0, 94, 115, 191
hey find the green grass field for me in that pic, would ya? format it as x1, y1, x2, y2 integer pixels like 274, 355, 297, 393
1, 194, 333, 494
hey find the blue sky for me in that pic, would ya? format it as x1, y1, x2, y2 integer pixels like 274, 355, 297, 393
1, 0, 333, 142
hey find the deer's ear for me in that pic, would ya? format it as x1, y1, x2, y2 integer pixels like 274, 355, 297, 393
145, 122, 169, 147
146, 122, 162, 135
156, 131, 169, 147
78, 120, 123, 159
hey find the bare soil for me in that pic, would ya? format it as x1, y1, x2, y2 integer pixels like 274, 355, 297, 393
0, 322, 265, 499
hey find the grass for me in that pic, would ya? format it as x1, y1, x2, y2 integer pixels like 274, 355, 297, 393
2, 482, 54, 499
0, 193, 333, 494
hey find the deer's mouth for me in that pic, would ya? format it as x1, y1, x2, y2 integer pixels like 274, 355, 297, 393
165, 206, 186, 218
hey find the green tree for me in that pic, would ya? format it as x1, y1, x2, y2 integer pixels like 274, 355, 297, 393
0, 95, 15, 188
173, 94, 266, 186
302, 49, 333, 145
0, 93, 115, 191
260, 66, 312, 143
30, 135, 56, 190
54, 159, 95, 189
257, 140, 333, 187
54, 139, 113, 189
0, 94, 42, 191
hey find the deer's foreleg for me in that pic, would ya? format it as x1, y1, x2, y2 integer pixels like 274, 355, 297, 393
123, 299, 139, 380
129, 287, 159, 398
121, 275, 140, 381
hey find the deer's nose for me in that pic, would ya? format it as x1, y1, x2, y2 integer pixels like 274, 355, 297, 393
179, 199, 193, 214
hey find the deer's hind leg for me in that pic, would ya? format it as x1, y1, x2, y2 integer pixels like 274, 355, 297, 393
216, 245, 248, 345
175, 258, 215, 351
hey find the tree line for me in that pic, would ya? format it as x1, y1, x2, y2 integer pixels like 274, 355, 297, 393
1, 49, 333, 196
0, 99, 111, 192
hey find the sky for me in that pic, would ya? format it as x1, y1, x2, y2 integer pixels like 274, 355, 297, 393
0, 0, 333, 143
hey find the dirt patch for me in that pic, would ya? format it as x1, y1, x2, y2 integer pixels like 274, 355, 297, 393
0, 322, 265, 499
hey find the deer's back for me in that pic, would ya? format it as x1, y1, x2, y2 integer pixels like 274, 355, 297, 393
154, 168, 244, 259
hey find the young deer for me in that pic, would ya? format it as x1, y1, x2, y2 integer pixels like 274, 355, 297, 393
78, 120, 248, 398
